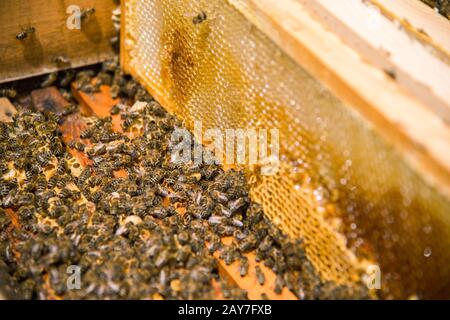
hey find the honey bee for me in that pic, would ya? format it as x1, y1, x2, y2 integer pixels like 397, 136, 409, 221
35, 176, 47, 194
97, 71, 113, 86
56, 159, 69, 176
110, 84, 120, 99
47, 175, 59, 189
238, 257, 249, 277
59, 70, 75, 88
255, 265, 265, 286
68, 140, 85, 152
62, 104, 79, 117
192, 11, 207, 24
52, 55, 70, 65
59, 188, 72, 199
274, 275, 285, 294
0, 88, 17, 99
110, 104, 121, 115
80, 7, 96, 22
41, 72, 58, 88
16, 26, 35, 40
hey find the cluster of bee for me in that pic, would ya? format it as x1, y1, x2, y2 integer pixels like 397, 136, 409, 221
0, 63, 371, 299
74, 57, 152, 103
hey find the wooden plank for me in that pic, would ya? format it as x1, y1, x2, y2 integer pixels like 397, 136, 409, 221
31, 87, 69, 114
370, 0, 450, 58
299, 0, 450, 123
230, 0, 450, 198
72, 83, 297, 300
0, 0, 116, 83
0, 97, 17, 122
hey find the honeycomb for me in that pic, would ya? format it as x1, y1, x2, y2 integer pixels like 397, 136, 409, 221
121, 0, 450, 298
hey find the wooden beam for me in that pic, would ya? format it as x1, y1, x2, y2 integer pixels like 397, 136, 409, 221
299, 0, 450, 123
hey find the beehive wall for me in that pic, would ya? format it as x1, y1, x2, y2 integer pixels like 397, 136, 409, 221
122, 0, 450, 298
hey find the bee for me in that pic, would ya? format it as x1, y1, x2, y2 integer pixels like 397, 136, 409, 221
52, 55, 70, 65
215, 224, 235, 237
274, 275, 285, 294
80, 128, 93, 139
81, 7, 96, 22
80, 82, 100, 93
62, 104, 79, 117
110, 84, 121, 99
59, 70, 75, 87
238, 257, 249, 277
35, 176, 47, 194
36, 150, 52, 167
110, 104, 121, 115
207, 215, 224, 226
155, 249, 170, 268
228, 197, 248, 214
47, 175, 59, 189
121, 117, 135, 130
231, 217, 244, 228
59, 188, 72, 199
238, 234, 256, 253
192, 11, 207, 24
56, 176, 67, 189
258, 236, 272, 252
87, 143, 107, 157
210, 190, 228, 203
260, 293, 269, 300
97, 71, 113, 86
92, 156, 104, 167
255, 265, 265, 286
123, 79, 138, 97
102, 58, 119, 73
68, 140, 85, 152
16, 26, 35, 40
41, 72, 58, 88
56, 159, 69, 176
0, 88, 17, 99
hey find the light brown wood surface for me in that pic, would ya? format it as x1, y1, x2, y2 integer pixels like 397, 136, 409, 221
300, 0, 450, 124
370, 0, 450, 58
0, 98, 17, 122
0, 0, 116, 83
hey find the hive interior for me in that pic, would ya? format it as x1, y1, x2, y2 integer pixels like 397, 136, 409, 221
122, 0, 450, 298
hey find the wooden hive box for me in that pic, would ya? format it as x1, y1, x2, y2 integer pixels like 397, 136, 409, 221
0, 0, 118, 83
